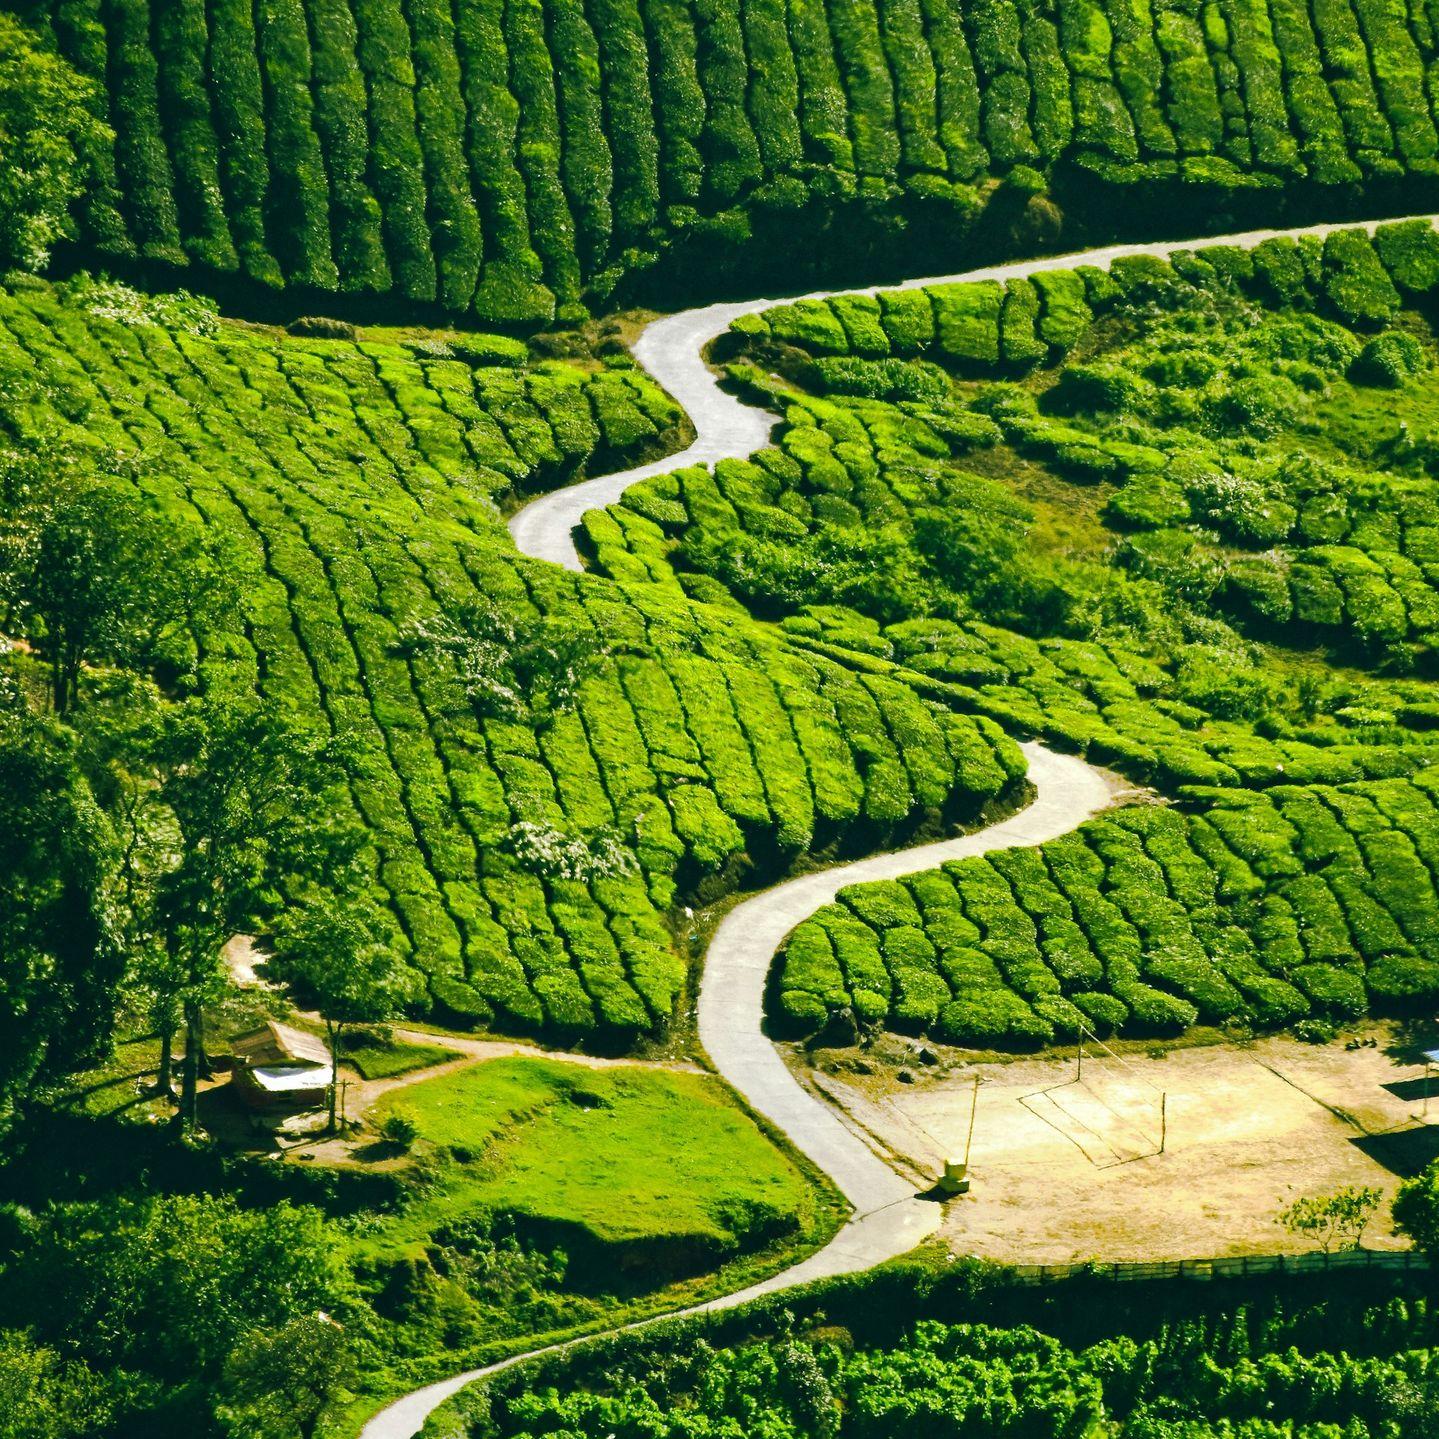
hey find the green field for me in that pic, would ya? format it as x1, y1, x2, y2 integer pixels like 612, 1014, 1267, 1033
365, 1058, 825, 1276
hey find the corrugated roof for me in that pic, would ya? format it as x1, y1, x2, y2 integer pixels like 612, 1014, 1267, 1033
232, 1020, 331, 1069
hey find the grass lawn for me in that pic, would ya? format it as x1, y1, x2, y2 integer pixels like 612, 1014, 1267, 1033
341, 1033, 457, 1080
361, 1058, 825, 1275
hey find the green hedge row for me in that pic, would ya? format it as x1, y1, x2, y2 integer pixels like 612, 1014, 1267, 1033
0, 274, 1021, 1042
36, 0, 1439, 319
597, 392, 1439, 799
722, 221, 1439, 668
776, 775, 1439, 1044
742, 222, 1439, 375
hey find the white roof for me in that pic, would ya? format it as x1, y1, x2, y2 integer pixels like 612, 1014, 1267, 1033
249, 1062, 334, 1093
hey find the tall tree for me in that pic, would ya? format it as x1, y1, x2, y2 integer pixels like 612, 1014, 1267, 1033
270, 900, 413, 1132
0, 1330, 109, 1439
0, 690, 118, 1138
0, 14, 110, 271
3, 1194, 341, 1386
76, 680, 185, 1095
219, 1315, 354, 1439
0, 477, 225, 713
146, 695, 362, 1132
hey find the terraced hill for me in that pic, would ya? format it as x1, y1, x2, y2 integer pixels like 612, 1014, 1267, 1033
589, 219, 1439, 1046
0, 274, 1021, 1042
15, 0, 1439, 323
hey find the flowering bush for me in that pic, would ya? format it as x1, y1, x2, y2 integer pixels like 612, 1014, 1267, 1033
509, 820, 637, 882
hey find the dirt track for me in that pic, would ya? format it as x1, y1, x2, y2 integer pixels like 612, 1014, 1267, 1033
807, 1028, 1438, 1264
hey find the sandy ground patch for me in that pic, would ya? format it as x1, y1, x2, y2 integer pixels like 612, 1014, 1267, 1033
797, 1027, 1439, 1264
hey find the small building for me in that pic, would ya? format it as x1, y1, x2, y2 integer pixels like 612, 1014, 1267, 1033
230, 1021, 333, 1112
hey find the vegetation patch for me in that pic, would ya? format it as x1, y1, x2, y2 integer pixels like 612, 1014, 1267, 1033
364, 1058, 823, 1279
429, 1257, 1439, 1439
341, 1031, 457, 1081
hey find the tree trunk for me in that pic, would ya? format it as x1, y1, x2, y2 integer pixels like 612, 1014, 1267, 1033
195, 1006, 213, 1081
155, 1018, 175, 1099
326, 1021, 341, 1135
179, 997, 201, 1134
54, 644, 79, 715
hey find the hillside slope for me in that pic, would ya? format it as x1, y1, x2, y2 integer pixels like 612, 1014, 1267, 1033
0, 275, 1022, 1041
15, 0, 1439, 322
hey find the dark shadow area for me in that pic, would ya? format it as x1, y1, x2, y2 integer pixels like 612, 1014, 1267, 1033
1381, 1077, 1437, 1104
1351, 1123, 1439, 1177
0, 1105, 398, 1216
352, 1139, 408, 1164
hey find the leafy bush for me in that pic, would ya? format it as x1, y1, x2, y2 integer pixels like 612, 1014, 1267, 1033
1350, 331, 1428, 387
379, 1112, 419, 1149
287, 314, 359, 339
0, 14, 112, 270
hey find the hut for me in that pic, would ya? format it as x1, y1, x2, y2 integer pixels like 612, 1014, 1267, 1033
230, 1021, 333, 1112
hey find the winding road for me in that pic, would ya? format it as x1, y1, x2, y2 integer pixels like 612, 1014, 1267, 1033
360, 214, 1435, 1439
507, 216, 1416, 572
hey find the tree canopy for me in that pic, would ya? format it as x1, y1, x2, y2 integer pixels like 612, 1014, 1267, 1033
0, 15, 109, 272
0, 696, 117, 1137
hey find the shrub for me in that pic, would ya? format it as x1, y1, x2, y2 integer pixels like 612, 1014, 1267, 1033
288, 315, 359, 339
1321, 231, 1401, 327
447, 333, 530, 367
1349, 331, 1428, 387
379, 1112, 419, 1148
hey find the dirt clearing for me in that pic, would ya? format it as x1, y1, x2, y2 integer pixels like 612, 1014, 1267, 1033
799, 1027, 1439, 1264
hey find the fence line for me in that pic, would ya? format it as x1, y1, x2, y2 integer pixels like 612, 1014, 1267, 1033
1009, 1248, 1429, 1285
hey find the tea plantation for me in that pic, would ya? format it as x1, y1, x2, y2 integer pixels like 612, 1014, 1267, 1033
0, 273, 1022, 1043
15, 0, 1439, 1428
580, 222, 1439, 1043
16, 0, 1439, 321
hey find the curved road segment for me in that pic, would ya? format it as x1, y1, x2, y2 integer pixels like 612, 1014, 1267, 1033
361, 214, 1436, 1438
507, 217, 1416, 572
362, 745, 1112, 1439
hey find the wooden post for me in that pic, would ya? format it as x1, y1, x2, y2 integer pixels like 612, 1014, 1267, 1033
963, 1073, 980, 1168
1160, 1092, 1168, 1154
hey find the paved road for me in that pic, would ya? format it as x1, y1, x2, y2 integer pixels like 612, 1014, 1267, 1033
364, 214, 1433, 1437
506, 216, 1431, 571
359, 747, 1113, 1439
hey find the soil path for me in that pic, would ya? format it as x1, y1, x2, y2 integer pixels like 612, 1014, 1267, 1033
362, 214, 1436, 1438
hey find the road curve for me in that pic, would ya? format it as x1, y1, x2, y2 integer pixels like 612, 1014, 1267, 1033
360, 745, 1113, 1439
507, 216, 1433, 571
364, 214, 1434, 1438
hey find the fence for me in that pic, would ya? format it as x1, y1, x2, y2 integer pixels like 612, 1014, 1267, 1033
1009, 1248, 1429, 1285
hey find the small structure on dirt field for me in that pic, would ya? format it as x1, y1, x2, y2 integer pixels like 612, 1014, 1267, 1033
230, 1021, 333, 1112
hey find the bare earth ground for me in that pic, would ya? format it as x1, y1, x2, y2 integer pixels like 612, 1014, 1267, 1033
795, 1026, 1439, 1264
